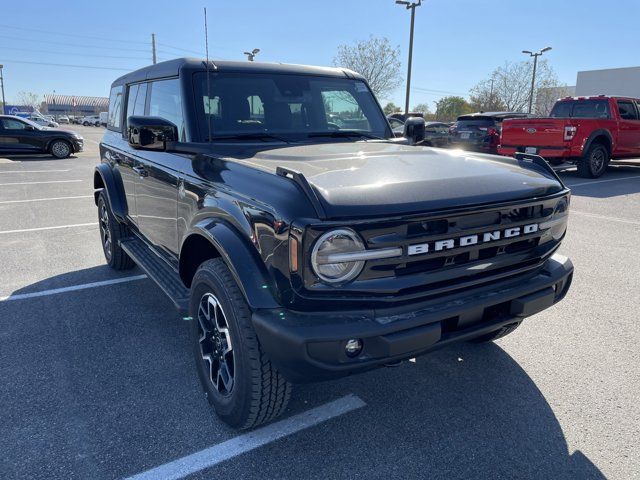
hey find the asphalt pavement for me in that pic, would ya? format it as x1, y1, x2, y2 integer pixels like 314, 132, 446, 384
1, 125, 638, 479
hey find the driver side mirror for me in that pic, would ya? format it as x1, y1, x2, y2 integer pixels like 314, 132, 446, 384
403, 117, 426, 145
128, 116, 178, 151
24, 125, 35, 131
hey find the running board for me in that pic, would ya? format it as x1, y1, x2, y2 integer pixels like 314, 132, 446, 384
120, 237, 190, 314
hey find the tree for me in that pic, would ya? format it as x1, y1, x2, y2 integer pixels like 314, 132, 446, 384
383, 102, 401, 115
17, 91, 40, 109
434, 96, 472, 122
333, 36, 403, 99
411, 103, 431, 115
469, 60, 561, 113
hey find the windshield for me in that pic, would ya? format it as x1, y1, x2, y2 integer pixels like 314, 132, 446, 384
193, 72, 390, 141
550, 100, 610, 119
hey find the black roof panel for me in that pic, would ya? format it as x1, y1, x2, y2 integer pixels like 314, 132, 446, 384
111, 57, 361, 86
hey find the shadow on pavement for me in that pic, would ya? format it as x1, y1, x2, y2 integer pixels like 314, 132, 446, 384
1, 267, 606, 480
560, 165, 640, 198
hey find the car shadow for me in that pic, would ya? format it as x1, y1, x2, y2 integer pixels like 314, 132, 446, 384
560, 164, 640, 198
0, 153, 80, 162
1, 267, 605, 479
286, 343, 605, 479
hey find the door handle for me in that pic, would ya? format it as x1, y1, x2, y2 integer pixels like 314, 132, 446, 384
133, 165, 148, 177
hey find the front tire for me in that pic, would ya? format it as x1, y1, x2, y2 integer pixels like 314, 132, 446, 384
190, 258, 291, 429
97, 191, 134, 270
577, 143, 609, 178
50, 140, 72, 159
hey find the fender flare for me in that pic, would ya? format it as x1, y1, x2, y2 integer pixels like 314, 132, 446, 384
583, 129, 613, 156
182, 220, 280, 310
93, 163, 127, 222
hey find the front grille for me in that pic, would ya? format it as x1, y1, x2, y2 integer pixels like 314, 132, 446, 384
303, 195, 564, 300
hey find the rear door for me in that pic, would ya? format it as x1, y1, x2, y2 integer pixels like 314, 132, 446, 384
615, 99, 640, 155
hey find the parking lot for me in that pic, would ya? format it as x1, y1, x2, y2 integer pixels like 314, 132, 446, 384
1, 124, 639, 479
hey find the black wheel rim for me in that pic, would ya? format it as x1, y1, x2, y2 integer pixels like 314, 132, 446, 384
99, 202, 112, 261
591, 148, 605, 174
198, 293, 234, 395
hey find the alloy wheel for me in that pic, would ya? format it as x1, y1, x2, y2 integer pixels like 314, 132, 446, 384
52, 141, 70, 158
99, 202, 112, 261
197, 292, 235, 395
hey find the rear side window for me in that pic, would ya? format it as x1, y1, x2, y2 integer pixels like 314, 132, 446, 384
550, 100, 610, 119
617, 100, 638, 120
107, 85, 123, 131
148, 78, 185, 141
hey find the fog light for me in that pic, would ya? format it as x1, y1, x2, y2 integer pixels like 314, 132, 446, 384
345, 338, 363, 357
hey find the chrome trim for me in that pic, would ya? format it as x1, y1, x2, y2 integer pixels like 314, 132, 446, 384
322, 247, 403, 264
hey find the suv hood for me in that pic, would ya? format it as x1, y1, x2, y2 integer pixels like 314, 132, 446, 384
236, 142, 563, 218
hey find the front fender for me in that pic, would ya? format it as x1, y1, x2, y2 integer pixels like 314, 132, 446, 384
94, 163, 127, 222
186, 220, 281, 310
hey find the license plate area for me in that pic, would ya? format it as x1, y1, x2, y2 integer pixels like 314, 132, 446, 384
525, 146, 537, 154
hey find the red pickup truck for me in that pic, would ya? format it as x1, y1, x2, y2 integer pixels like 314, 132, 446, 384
498, 96, 640, 178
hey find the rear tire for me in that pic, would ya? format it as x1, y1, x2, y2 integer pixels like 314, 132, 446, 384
469, 322, 520, 343
97, 190, 135, 270
577, 143, 609, 178
190, 258, 291, 429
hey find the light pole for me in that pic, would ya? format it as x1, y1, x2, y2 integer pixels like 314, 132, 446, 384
396, 0, 422, 115
243, 49, 260, 61
522, 46, 552, 114
0, 64, 6, 115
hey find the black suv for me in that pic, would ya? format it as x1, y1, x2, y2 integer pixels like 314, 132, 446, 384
94, 59, 573, 429
449, 112, 530, 154
0, 115, 83, 158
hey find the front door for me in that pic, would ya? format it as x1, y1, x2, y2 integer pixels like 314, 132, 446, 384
0, 117, 43, 153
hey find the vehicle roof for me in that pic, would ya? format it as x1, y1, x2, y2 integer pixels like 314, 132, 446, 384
111, 57, 364, 86
557, 95, 640, 101
458, 112, 529, 120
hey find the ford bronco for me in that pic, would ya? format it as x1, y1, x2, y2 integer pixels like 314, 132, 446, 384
94, 58, 573, 429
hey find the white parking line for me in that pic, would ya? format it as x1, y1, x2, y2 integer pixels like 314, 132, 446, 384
0, 169, 71, 174
571, 210, 640, 226
124, 394, 366, 480
0, 179, 83, 186
567, 174, 640, 188
0, 222, 97, 234
0, 195, 94, 205
0, 275, 148, 302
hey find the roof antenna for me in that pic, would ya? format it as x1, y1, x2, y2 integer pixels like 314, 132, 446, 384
204, 7, 212, 143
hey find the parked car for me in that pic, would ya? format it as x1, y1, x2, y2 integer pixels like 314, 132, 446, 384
387, 118, 453, 147
0, 115, 83, 158
449, 112, 530, 154
387, 116, 405, 136
69, 116, 81, 124
81, 115, 101, 126
27, 115, 59, 128
499, 95, 640, 178
57, 115, 70, 124
99, 111, 108, 126
94, 58, 573, 430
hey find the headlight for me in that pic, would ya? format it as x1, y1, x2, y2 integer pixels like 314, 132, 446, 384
311, 229, 366, 284
540, 195, 570, 242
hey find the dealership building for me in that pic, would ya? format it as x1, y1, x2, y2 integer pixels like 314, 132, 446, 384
574, 66, 640, 97
42, 94, 109, 116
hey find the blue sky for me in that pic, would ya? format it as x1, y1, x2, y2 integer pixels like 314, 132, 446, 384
1, 0, 639, 109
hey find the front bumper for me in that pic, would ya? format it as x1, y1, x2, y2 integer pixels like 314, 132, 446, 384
72, 139, 84, 152
252, 253, 573, 383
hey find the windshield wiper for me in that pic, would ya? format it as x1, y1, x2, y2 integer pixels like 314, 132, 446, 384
308, 130, 383, 140
207, 132, 290, 143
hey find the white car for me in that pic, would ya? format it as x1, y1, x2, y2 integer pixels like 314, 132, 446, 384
81, 115, 101, 126
28, 116, 59, 128
57, 115, 70, 124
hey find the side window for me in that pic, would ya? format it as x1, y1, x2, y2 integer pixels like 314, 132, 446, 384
617, 100, 638, 120
125, 83, 148, 130
148, 78, 185, 141
1, 118, 27, 130
107, 85, 123, 131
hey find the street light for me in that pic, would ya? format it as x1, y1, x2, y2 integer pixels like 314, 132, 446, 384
522, 46, 552, 114
396, 0, 422, 115
0, 64, 6, 115
243, 48, 260, 61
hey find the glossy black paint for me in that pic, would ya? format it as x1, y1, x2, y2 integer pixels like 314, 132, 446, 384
96, 59, 573, 380
0, 115, 83, 155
